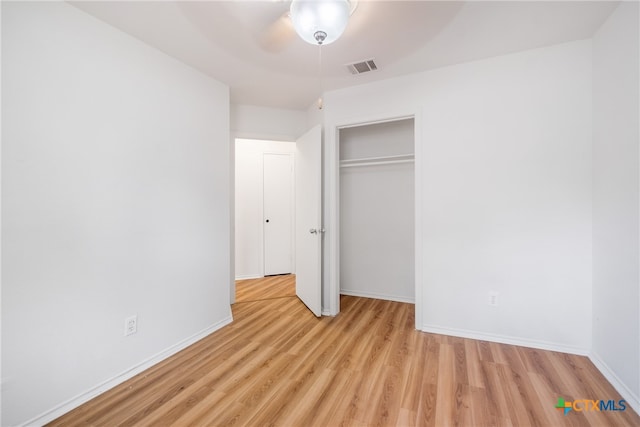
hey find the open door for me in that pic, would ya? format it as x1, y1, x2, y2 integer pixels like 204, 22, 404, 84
295, 125, 322, 316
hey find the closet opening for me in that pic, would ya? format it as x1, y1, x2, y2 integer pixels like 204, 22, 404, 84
338, 118, 416, 306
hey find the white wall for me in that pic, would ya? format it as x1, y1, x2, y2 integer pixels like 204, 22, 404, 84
324, 39, 593, 353
235, 139, 296, 279
2, 3, 232, 425
307, 102, 324, 129
339, 120, 415, 302
231, 104, 308, 141
592, 1, 640, 412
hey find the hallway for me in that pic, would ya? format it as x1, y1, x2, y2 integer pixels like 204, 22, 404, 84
235, 274, 295, 303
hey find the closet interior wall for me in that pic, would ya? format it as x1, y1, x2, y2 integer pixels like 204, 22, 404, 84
339, 119, 415, 303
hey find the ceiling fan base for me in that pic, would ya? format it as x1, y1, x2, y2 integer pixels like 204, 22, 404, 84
314, 31, 327, 45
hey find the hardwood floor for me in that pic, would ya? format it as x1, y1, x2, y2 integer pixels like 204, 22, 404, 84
49, 292, 639, 426
235, 275, 295, 303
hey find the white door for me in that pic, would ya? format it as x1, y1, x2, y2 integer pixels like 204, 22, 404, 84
295, 125, 322, 316
263, 153, 293, 276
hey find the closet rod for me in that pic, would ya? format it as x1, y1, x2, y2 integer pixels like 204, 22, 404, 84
340, 154, 414, 168
341, 153, 414, 164
340, 159, 414, 168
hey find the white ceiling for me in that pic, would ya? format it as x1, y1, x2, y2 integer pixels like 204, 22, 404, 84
70, 1, 619, 110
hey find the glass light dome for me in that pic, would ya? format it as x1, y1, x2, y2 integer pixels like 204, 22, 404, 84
290, 0, 351, 45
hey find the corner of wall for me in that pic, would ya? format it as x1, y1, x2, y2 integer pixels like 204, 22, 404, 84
589, 351, 640, 415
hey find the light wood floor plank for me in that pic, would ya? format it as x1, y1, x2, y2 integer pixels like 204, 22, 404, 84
49, 278, 640, 427
235, 274, 295, 303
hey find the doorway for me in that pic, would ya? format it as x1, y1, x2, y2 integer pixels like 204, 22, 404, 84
328, 114, 421, 327
234, 138, 295, 303
234, 138, 295, 282
233, 126, 322, 314
339, 118, 415, 303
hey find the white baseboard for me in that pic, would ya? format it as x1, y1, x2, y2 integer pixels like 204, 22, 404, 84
421, 324, 590, 356
235, 274, 263, 280
589, 351, 640, 415
340, 289, 415, 304
23, 315, 234, 427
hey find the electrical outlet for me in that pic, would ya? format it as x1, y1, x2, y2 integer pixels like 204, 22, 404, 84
124, 315, 137, 336
488, 291, 499, 307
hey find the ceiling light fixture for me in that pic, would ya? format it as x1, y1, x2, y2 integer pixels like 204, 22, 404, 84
289, 0, 352, 45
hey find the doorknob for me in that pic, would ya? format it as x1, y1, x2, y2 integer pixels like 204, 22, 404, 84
309, 228, 317, 234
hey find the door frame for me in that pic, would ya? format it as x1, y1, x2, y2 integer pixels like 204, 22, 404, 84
326, 110, 423, 329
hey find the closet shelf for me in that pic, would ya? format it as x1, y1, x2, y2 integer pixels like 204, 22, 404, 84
340, 154, 414, 168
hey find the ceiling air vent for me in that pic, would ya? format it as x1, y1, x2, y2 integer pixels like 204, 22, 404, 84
346, 59, 378, 75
